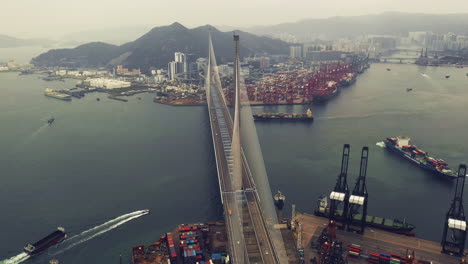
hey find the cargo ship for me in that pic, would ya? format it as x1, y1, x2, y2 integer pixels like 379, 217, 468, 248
384, 137, 457, 179
44, 88, 72, 101
315, 196, 415, 235
311, 81, 338, 102
24, 227, 66, 255
253, 108, 314, 121
339, 73, 356, 87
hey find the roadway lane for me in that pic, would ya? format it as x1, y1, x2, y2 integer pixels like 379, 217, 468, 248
207, 80, 279, 263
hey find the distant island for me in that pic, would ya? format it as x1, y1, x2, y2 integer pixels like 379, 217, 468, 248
31, 23, 290, 73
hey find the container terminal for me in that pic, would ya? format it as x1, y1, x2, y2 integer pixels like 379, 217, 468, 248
226, 57, 370, 106
130, 146, 468, 264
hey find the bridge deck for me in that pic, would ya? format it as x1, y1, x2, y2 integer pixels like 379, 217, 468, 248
208, 82, 278, 264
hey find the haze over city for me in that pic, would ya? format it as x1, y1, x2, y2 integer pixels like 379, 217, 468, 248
2, 0, 468, 38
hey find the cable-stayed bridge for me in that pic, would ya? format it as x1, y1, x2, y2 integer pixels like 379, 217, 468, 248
205, 34, 288, 264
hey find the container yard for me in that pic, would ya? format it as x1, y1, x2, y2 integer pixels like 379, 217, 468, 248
131, 223, 230, 264
226, 56, 370, 106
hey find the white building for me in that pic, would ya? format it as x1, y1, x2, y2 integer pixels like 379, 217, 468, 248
168, 61, 179, 81
55, 70, 67, 76
84, 78, 131, 89
175, 52, 187, 73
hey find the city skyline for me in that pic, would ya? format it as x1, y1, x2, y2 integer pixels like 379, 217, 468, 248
2, 0, 468, 38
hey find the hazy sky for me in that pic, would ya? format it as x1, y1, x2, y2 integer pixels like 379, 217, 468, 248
3, 0, 468, 38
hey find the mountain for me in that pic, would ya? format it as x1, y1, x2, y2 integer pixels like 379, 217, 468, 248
0, 34, 55, 48
245, 12, 468, 42
32, 23, 289, 72
32, 42, 119, 68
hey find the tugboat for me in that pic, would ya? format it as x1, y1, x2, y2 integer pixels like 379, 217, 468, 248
384, 137, 457, 179
273, 191, 286, 210
47, 117, 55, 125
253, 108, 314, 121
314, 196, 415, 235
24, 227, 67, 255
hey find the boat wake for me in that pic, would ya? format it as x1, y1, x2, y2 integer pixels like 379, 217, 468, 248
0, 252, 30, 264
421, 73, 430, 79
12, 122, 50, 153
49, 210, 149, 256
376, 141, 386, 148
0, 210, 149, 263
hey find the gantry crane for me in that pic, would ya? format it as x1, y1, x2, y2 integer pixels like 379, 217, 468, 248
329, 144, 351, 229
441, 164, 467, 256
346, 147, 369, 234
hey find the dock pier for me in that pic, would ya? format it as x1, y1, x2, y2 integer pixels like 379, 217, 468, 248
294, 212, 462, 264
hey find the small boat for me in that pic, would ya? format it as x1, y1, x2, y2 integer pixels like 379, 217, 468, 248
48, 117, 55, 125
96, 98, 100, 101
138, 97, 142, 100
386, 68, 391, 71
24, 227, 66, 255
445, 74, 450, 79
465, 73, 468, 77
406, 88, 413, 92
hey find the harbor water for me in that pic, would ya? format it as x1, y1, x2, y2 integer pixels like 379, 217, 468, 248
0, 63, 468, 263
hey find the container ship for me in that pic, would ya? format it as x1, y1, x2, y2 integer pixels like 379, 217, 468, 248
253, 108, 314, 121
24, 227, 66, 255
311, 81, 338, 102
384, 137, 457, 179
315, 197, 415, 235
338, 72, 356, 87
44, 88, 72, 101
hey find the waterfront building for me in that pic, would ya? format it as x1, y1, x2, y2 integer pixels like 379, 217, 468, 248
175, 52, 187, 73
168, 61, 182, 81
116, 65, 140, 76
83, 78, 131, 89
